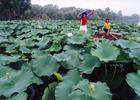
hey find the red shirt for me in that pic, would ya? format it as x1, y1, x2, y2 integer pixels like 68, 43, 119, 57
80, 16, 88, 25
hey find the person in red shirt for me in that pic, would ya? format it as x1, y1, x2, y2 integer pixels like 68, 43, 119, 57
77, 10, 94, 32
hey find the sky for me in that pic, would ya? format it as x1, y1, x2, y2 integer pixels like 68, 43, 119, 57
31, 0, 140, 16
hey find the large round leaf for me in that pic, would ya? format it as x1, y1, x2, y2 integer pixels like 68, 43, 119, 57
114, 39, 140, 49
63, 44, 84, 52
6, 92, 27, 100
127, 48, 140, 62
36, 37, 51, 50
72, 79, 89, 94
63, 69, 82, 84
55, 69, 82, 100
0, 37, 9, 44
0, 28, 13, 37
6, 44, 18, 53
54, 51, 81, 69
66, 34, 86, 45
126, 70, 140, 97
31, 55, 59, 76
91, 40, 120, 62
55, 80, 73, 100
35, 29, 50, 35
58, 78, 112, 100
17, 33, 32, 40
42, 82, 58, 100
0, 65, 41, 97
19, 46, 31, 53
15, 38, 35, 47
116, 50, 130, 62
68, 90, 93, 100
79, 54, 100, 74
89, 82, 112, 100
71, 80, 112, 100
53, 52, 70, 62
0, 55, 20, 65
31, 50, 48, 58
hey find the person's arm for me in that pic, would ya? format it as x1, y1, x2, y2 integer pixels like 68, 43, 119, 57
108, 23, 111, 29
76, 15, 81, 19
103, 22, 106, 30
108, 23, 111, 32
87, 10, 94, 17
77, 16, 80, 19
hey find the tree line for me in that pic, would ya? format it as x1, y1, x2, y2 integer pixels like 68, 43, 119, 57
0, 0, 31, 20
0, 1, 139, 23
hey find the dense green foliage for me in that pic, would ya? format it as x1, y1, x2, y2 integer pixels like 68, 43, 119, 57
0, 20, 140, 100
0, 0, 31, 20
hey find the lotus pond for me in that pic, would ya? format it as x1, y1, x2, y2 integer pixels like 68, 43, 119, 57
0, 20, 140, 100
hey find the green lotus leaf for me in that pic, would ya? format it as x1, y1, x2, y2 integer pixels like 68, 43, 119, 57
35, 29, 50, 35
71, 80, 112, 100
15, 38, 34, 47
6, 44, 18, 53
126, 70, 140, 97
114, 39, 140, 49
0, 37, 9, 44
53, 52, 70, 62
6, 92, 27, 100
63, 69, 82, 84
36, 37, 51, 50
55, 77, 111, 100
54, 50, 81, 69
9, 24, 17, 30
55, 69, 82, 100
17, 33, 32, 40
72, 79, 89, 94
55, 80, 73, 100
127, 48, 140, 62
0, 55, 20, 65
68, 90, 93, 100
31, 49, 49, 58
116, 50, 130, 62
66, 34, 86, 45
63, 45, 83, 52
0, 65, 42, 97
42, 82, 58, 100
52, 34, 65, 42
91, 40, 120, 62
19, 46, 31, 53
31, 55, 59, 76
79, 54, 100, 74
21, 28, 31, 33
0, 28, 13, 36
89, 82, 112, 100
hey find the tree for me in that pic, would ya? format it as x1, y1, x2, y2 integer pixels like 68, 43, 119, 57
42, 4, 59, 19
131, 14, 140, 22
118, 10, 123, 20
31, 5, 43, 17
0, 3, 139, 22
95, 9, 106, 19
0, 0, 31, 20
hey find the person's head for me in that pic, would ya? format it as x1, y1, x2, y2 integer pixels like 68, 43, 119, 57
82, 12, 87, 18
105, 18, 110, 23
